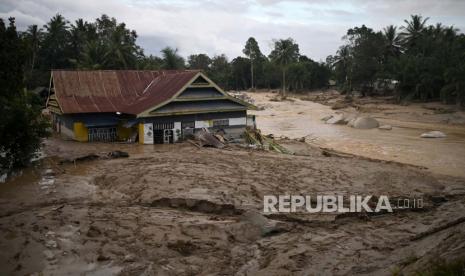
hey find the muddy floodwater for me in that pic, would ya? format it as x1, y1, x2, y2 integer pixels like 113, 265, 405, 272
1, 94, 465, 275
249, 92, 465, 178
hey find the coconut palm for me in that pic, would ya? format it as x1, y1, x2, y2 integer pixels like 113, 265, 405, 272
161, 47, 185, 69
23, 25, 43, 71
269, 38, 299, 97
383, 25, 402, 56
400, 15, 429, 47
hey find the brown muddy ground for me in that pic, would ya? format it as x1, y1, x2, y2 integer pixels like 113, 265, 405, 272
1, 137, 465, 275
247, 91, 465, 178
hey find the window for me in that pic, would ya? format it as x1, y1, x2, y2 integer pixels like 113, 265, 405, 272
212, 119, 229, 127
88, 127, 117, 142
182, 121, 195, 129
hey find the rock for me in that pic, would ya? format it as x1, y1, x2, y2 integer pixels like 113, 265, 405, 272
321, 115, 333, 122
241, 210, 288, 237
352, 117, 379, 129
297, 137, 306, 142
379, 125, 392, 130
420, 131, 446, 138
341, 114, 357, 124
347, 118, 357, 127
326, 113, 346, 125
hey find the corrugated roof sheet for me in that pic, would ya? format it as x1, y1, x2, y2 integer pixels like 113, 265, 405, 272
51, 70, 200, 115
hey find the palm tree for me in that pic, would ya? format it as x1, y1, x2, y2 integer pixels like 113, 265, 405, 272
161, 47, 185, 69
383, 25, 402, 56
23, 25, 43, 71
75, 40, 109, 69
400, 15, 429, 47
41, 14, 70, 68
269, 38, 299, 97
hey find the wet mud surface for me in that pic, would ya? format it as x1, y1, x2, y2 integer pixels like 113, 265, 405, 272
1, 138, 465, 275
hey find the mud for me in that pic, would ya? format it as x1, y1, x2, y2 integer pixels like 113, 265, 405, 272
1, 137, 465, 275
248, 92, 465, 178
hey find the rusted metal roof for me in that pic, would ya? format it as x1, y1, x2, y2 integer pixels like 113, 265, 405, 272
51, 70, 200, 115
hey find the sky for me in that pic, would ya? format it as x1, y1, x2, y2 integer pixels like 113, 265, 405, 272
1, 0, 465, 61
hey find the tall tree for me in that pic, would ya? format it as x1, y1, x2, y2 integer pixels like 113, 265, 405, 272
187, 54, 211, 71
40, 14, 71, 69
209, 54, 231, 89
400, 14, 429, 49
161, 47, 185, 69
243, 37, 262, 90
0, 17, 48, 175
269, 38, 300, 97
22, 25, 43, 72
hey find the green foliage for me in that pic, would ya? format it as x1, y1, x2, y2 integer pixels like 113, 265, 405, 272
160, 47, 185, 69
330, 14, 465, 106
0, 18, 49, 175
269, 38, 300, 96
187, 54, 211, 71
243, 37, 263, 89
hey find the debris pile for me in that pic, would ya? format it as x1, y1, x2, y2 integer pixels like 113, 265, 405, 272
229, 91, 255, 104
244, 128, 292, 154
190, 128, 226, 149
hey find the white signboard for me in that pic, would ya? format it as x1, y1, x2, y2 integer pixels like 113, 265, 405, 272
229, 117, 246, 126
143, 123, 154, 144
195, 120, 210, 128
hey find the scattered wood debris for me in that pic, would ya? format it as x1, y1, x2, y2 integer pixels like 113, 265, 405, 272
244, 128, 292, 154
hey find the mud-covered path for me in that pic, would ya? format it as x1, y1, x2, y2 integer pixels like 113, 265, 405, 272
0, 138, 465, 275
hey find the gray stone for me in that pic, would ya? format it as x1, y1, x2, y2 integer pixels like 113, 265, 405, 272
378, 125, 392, 130
420, 131, 446, 138
326, 114, 346, 125
321, 115, 333, 122
352, 117, 379, 129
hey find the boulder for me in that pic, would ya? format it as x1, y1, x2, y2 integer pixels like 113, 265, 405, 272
321, 115, 333, 122
352, 117, 379, 129
347, 118, 357, 127
378, 125, 392, 130
342, 114, 357, 124
326, 113, 346, 125
420, 131, 446, 138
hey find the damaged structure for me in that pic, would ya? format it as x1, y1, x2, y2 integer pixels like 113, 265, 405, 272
46, 70, 255, 144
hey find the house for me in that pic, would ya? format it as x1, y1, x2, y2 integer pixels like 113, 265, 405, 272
46, 70, 255, 144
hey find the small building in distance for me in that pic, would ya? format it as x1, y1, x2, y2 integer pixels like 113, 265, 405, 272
46, 70, 255, 144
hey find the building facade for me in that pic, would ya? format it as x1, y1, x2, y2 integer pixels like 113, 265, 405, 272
46, 70, 255, 144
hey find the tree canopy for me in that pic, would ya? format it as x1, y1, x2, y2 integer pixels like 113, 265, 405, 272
328, 14, 465, 106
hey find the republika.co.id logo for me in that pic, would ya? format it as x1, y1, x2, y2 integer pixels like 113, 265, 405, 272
263, 195, 423, 213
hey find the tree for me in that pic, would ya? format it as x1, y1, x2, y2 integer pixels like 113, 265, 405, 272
95, 15, 142, 69
0, 17, 49, 176
400, 15, 429, 50
243, 37, 262, 90
209, 54, 231, 89
230, 56, 250, 90
187, 54, 211, 71
22, 25, 43, 72
269, 38, 300, 97
40, 14, 71, 69
161, 47, 185, 69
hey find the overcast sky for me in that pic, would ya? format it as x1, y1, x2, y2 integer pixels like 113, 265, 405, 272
1, 0, 465, 61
